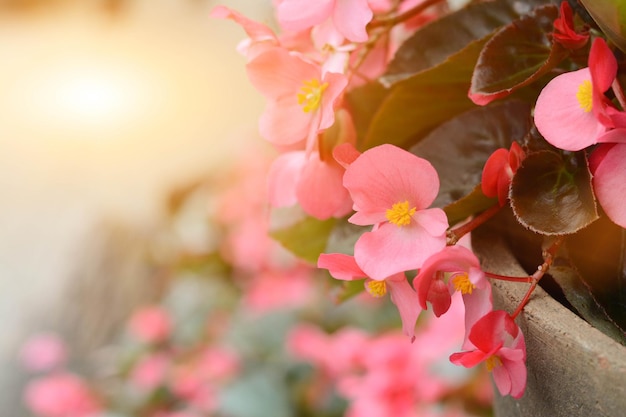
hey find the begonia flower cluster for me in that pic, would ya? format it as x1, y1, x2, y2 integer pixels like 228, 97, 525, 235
216, 0, 626, 407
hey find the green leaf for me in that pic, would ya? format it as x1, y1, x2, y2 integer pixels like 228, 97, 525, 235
344, 81, 389, 149
361, 39, 486, 149
444, 185, 498, 227
270, 216, 336, 263
510, 150, 599, 235
410, 100, 532, 208
580, 0, 626, 53
383, 0, 559, 85
469, 4, 569, 105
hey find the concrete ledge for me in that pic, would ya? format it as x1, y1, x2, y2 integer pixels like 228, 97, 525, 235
472, 229, 626, 417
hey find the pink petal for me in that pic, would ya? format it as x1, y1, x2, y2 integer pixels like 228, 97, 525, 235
246, 48, 319, 100
354, 221, 446, 280
333, 142, 361, 168
413, 207, 449, 237
317, 253, 366, 280
210, 6, 277, 45
386, 275, 422, 341
589, 37, 617, 97
267, 152, 306, 207
449, 349, 487, 368
467, 310, 513, 353
332, 0, 373, 42
534, 68, 606, 151
318, 71, 349, 131
276, 0, 334, 33
258, 100, 310, 146
426, 278, 452, 317
296, 152, 352, 219
496, 347, 527, 399
461, 285, 493, 350
591, 143, 626, 227
343, 144, 440, 220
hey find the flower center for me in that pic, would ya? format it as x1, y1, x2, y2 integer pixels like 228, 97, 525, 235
297, 78, 328, 113
486, 355, 503, 372
576, 79, 593, 113
386, 200, 416, 226
451, 273, 475, 295
366, 280, 387, 298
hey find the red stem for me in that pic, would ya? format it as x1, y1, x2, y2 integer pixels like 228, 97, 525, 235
510, 237, 564, 319
368, 0, 447, 29
447, 204, 502, 245
485, 272, 532, 283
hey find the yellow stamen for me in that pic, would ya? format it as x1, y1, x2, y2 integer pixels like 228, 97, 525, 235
297, 78, 328, 113
486, 355, 503, 372
576, 79, 593, 113
386, 200, 417, 226
366, 280, 387, 298
452, 273, 476, 295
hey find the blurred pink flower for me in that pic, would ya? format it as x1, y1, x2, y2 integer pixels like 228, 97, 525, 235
19, 332, 67, 373
24, 372, 101, 417
276, 0, 373, 42
127, 306, 172, 344
130, 352, 171, 392
243, 266, 315, 314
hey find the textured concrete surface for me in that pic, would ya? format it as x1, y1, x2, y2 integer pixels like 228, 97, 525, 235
473, 228, 626, 417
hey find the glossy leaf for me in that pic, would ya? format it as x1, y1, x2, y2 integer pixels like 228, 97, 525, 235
411, 100, 532, 209
469, 5, 569, 105
580, 0, 626, 53
270, 216, 336, 263
383, 0, 559, 85
361, 39, 486, 149
510, 150, 598, 235
344, 81, 389, 150
444, 185, 497, 227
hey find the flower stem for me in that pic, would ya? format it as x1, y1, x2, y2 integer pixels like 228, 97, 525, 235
485, 272, 532, 283
446, 204, 502, 245
511, 237, 564, 319
368, 0, 447, 29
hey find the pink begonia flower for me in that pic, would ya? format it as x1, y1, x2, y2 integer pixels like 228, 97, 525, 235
342, 144, 448, 280
318, 252, 422, 341
534, 37, 617, 151
450, 310, 527, 399
209, 5, 278, 60
552, 1, 589, 50
24, 372, 101, 417
413, 245, 493, 350
267, 149, 353, 219
243, 266, 314, 314
127, 306, 172, 344
19, 332, 67, 372
287, 324, 368, 378
276, 0, 373, 43
130, 352, 171, 391
589, 142, 626, 228
246, 47, 348, 148
481, 142, 525, 206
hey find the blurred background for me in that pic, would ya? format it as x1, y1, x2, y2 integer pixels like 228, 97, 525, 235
0, 0, 270, 412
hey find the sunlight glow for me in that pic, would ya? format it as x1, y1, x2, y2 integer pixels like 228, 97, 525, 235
29, 64, 149, 136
